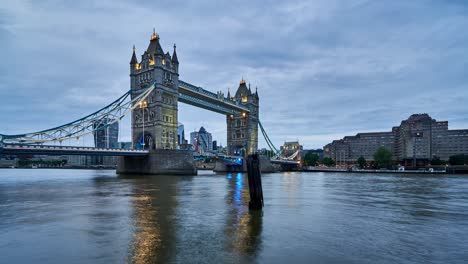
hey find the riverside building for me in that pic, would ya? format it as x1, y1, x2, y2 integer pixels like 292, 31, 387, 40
323, 114, 468, 166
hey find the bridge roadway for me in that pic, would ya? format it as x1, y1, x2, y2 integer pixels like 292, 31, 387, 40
0, 144, 299, 165
0, 144, 148, 157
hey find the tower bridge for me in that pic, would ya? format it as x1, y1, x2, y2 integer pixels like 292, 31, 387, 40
0, 30, 300, 174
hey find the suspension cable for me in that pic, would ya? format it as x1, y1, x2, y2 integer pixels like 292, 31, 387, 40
0, 83, 156, 144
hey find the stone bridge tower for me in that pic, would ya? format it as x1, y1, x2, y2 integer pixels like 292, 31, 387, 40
226, 79, 259, 156
129, 30, 179, 150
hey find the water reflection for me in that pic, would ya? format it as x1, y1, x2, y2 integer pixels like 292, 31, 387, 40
122, 175, 181, 264
281, 172, 303, 207
224, 173, 263, 258
2, 170, 467, 263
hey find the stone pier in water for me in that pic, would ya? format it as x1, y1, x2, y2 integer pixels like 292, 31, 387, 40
117, 150, 197, 175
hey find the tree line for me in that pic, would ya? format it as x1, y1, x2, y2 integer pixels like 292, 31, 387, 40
303, 147, 468, 168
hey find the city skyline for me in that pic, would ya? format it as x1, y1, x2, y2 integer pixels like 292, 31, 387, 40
1, 1, 468, 149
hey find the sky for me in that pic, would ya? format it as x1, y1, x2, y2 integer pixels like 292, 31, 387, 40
1, 0, 468, 149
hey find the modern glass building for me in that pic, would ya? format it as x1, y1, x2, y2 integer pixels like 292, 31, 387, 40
93, 118, 119, 149
190, 126, 213, 154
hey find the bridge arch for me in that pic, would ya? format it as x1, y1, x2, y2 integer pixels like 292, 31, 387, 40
135, 132, 154, 150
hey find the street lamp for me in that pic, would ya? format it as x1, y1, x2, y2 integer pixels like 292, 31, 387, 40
139, 101, 148, 148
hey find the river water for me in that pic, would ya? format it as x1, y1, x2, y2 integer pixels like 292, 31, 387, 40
0, 169, 467, 264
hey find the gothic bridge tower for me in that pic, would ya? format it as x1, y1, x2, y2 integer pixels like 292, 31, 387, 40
129, 30, 179, 150
226, 79, 259, 156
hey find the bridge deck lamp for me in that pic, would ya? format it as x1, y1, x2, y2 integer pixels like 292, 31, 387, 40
139, 101, 148, 148
242, 112, 246, 117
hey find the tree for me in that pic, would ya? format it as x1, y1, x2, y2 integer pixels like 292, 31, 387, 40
303, 151, 320, 166
322, 157, 335, 167
357, 156, 366, 169
430, 156, 446, 165
449, 154, 468, 165
373, 147, 393, 169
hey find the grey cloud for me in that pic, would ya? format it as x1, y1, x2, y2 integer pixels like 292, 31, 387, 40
1, 0, 468, 149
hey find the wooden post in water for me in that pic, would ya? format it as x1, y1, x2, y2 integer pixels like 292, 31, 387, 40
246, 154, 264, 210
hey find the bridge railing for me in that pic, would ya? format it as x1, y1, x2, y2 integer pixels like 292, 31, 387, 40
1, 143, 147, 153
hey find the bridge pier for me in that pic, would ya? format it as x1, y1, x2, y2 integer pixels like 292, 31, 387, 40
116, 149, 196, 175
213, 156, 277, 173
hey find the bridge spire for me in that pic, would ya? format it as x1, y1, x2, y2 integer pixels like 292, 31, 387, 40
172, 43, 179, 64
150, 28, 158, 40
240, 77, 246, 85
147, 29, 164, 56
130, 45, 138, 65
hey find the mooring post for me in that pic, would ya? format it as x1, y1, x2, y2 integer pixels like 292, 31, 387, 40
246, 153, 264, 210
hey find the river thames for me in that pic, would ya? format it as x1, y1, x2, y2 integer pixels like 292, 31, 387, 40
0, 169, 467, 264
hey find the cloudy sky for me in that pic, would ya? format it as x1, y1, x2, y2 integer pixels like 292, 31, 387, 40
1, 0, 468, 149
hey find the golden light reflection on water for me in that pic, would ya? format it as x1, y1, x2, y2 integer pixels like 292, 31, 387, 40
126, 177, 179, 264
281, 172, 302, 207
130, 194, 162, 264
125, 174, 263, 263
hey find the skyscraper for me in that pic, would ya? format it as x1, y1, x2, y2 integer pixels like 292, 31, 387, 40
190, 126, 213, 153
177, 123, 186, 145
93, 118, 119, 149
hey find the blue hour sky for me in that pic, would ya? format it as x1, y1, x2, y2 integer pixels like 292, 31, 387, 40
1, 0, 468, 149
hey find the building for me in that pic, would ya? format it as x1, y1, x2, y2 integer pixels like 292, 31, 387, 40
212, 140, 217, 151
93, 118, 119, 149
91, 118, 119, 166
323, 114, 468, 166
190, 127, 213, 154
177, 123, 186, 145
324, 132, 394, 165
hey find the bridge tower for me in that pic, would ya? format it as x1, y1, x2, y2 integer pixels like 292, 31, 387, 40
130, 30, 179, 150
226, 79, 259, 156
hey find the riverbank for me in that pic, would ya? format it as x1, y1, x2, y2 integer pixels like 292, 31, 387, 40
302, 166, 468, 174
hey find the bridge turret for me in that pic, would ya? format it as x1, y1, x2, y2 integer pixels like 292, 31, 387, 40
129, 45, 140, 90
130, 45, 138, 66
172, 44, 179, 73
130, 30, 180, 150
227, 78, 259, 156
